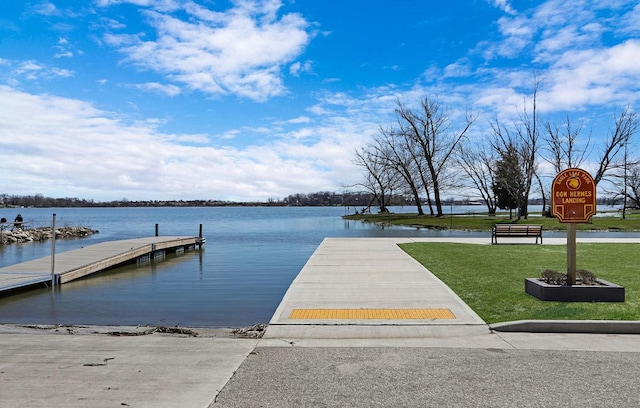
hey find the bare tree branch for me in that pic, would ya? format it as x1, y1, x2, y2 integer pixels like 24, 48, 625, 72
593, 107, 639, 185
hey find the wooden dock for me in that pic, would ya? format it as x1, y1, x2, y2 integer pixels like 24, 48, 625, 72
0, 236, 204, 294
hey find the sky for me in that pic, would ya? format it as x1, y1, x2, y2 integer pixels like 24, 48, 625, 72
1, 0, 639, 202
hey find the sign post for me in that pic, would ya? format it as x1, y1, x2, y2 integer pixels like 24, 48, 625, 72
551, 168, 596, 285
51, 213, 56, 287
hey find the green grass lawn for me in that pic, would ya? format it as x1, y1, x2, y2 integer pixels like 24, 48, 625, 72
399, 242, 640, 323
346, 210, 640, 232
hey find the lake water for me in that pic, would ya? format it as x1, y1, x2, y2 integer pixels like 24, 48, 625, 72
0, 205, 631, 328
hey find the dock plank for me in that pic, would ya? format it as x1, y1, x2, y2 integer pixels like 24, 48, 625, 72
0, 236, 200, 293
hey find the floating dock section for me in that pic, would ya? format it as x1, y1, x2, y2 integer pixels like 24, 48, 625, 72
0, 236, 203, 295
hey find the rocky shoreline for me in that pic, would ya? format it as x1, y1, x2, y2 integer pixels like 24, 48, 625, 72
0, 226, 99, 245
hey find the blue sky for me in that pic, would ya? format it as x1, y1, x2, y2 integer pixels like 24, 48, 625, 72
1, 0, 639, 201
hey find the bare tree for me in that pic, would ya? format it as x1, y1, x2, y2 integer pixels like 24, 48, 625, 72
623, 163, 640, 209
543, 116, 590, 174
395, 97, 475, 217
371, 126, 426, 215
543, 107, 638, 186
593, 107, 639, 185
456, 139, 498, 215
353, 144, 401, 213
601, 149, 640, 219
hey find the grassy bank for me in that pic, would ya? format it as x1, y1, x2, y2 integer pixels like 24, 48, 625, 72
400, 242, 640, 323
345, 210, 640, 231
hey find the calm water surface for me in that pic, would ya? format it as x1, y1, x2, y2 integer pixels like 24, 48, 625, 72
0, 206, 630, 327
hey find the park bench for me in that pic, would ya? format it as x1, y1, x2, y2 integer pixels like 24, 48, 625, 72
491, 224, 543, 245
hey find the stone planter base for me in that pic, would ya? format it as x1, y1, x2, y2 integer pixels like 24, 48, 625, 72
525, 278, 625, 302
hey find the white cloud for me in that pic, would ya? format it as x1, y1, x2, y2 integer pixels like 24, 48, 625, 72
463, 0, 640, 119
95, 0, 181, 12
543, 39, 640, 110
54, 36, 74, 58
15, 61, 43, 76
483, 0, 597, 60
101, 0, 312, 101
443, 59, 472, 79
218, 129, 241, 140
0, 86, 366, 201
620, 3, 640, 34
133, 82, 182, 96
50, 67, 74, 77
491, 0, 516, 15
287, 115, 310, 124
290, 60, 313, 76
0, 59, 75, 82
54, 51, 73, 58
32, 2, 61, 17
493, 15, 534, 58
474, 85, 531, 116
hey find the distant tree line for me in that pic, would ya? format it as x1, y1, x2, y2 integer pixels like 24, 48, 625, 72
0, 194, 97, 208
281, 191, 412, 207
0, 191, 413, 209
354, 79, 640, 219
0, 189, 623, 212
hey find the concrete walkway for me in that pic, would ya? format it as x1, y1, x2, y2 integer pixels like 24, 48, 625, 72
1, 237, 640, 407
265, 238, 486, 342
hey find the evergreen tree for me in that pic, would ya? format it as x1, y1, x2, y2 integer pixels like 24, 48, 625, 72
493, 144, 525, 219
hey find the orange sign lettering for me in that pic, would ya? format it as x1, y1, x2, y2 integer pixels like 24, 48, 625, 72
551, 168, 596, 223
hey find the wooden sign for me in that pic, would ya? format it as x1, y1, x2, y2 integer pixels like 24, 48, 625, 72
552, 168, 596, 223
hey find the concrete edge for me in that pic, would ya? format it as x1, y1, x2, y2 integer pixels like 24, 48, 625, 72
490, 320, 640, 334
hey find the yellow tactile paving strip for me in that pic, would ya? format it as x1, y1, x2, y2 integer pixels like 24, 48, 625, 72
289, 308, 456, 320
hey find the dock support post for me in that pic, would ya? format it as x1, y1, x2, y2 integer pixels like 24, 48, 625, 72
51, 213, 56, 287
155, 223, 159, 237
197, 224, 204, 249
